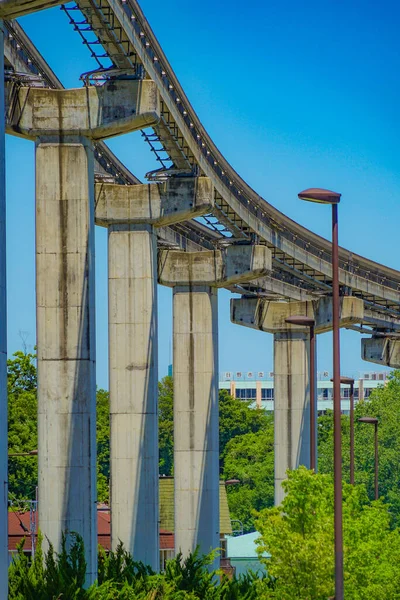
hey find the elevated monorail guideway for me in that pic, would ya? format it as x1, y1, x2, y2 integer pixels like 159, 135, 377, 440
69, 0, 400, 318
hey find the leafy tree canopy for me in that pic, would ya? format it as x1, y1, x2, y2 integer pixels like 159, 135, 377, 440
256, 467, 400, 600
318, 369, 400, 524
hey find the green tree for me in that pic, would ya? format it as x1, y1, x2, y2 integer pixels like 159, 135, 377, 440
318, 370, 400, 524
8, 351, 38, 503
159, 376, 174, 475
97, 388, 110, 504
223, 428, 274, 533
256, 467, 400, 600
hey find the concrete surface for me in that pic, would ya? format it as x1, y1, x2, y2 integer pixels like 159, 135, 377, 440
274, 330, 311, 505
6, 80, 159, 140
108, 223, 159, 569
173, 285, 220, 567
0, 0, 63, 19
36, 139, 97, 585
0, 21, 7, 600
362, 337, 400, 368
95, 177, 214, 227
231, 296, 364, 333
159, 245, 271, 288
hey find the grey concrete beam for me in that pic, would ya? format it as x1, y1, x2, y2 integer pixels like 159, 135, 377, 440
0, 0, 63, 18
362, 337, 400, 368
231, 296, 364, 334
0, 21, 7, 599
158, 245, 271, 287
95, 177, 214, 227
6, 79, 159, 140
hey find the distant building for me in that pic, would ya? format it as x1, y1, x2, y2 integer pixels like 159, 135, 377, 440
226, 531, 268, 578
219, 370, 390, 414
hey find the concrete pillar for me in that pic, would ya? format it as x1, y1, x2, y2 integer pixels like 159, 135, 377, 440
274, 330, 310, 505
0, 20, 7, 600
95, 177, 214, 569
36, 138, 97, 581
173, 285, 219, 561
108, 223, 158, 569
159, 245, 271, 566
5, 81, 160, 585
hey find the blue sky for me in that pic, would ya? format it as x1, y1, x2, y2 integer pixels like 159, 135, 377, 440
6, 0, 399, 388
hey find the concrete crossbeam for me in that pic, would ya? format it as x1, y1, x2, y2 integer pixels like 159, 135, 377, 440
0, 0, 63, 18
274, 331, 311, 505
230, 296, 364, 333
95, 177, 214, 227
173, 285, 219, 566
109, 223, 159, 569
0, 21, 7, 600
158, 245, 272, 287
362, 337, 400, 368
6, 79, 159, 140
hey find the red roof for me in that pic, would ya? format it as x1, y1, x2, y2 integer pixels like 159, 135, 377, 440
8, 510, 174, 552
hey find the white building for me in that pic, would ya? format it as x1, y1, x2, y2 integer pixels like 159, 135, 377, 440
219, 370, 389, 415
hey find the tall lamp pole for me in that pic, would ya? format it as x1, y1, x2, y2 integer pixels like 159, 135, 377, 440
285, 315, 316, 471
358, 416, 379, 500
298, 187, 343, 600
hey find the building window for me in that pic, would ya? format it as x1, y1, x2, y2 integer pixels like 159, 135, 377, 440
261, 388, 274, 401
235, 388, 256, 400
160, 549, 174, 571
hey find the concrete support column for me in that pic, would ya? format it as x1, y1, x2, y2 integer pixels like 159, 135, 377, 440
274, 330, 310, 505
36, 138, 97, 582
159, 244, 271, 567
108, 223, 158, 569
173, 285, 219, 562
0, 20, 7, 599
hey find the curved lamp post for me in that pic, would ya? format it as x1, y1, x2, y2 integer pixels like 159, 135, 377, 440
298, 187, 343, 600
358, 416, 379, 500
285, 315, 316, 471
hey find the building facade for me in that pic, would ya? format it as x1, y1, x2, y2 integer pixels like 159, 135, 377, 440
219, 370, 390, 414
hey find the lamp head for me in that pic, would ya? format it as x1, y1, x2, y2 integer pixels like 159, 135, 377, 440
358, 416, 378, 424
298, 188, 341, 204
330, 376, 354, 385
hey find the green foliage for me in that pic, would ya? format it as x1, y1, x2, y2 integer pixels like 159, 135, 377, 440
255, 467, 400, 600
96, 388, 110, 504
158, 376, 174, 476
318, 370, 400, 524
9, 539, 266, 599
223, 429, 274, 533
8, 351, 38, 503
218, 390, 271, 465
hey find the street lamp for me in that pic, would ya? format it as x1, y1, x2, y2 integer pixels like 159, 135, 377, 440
298, 187, 343, 600
331, 377, 355, 484
358, 416, 379, 500
285, 315, 316, 471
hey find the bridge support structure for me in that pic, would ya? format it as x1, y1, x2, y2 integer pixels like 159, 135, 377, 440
0, 20, 7, 600
6, 80, 159, 584
362, 337, 400, 368
231, 295, 364, 504
159, 245, 271, 567
94, 177, 214, 570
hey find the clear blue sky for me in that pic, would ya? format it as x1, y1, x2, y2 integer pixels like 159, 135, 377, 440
6, 0, 399, 388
